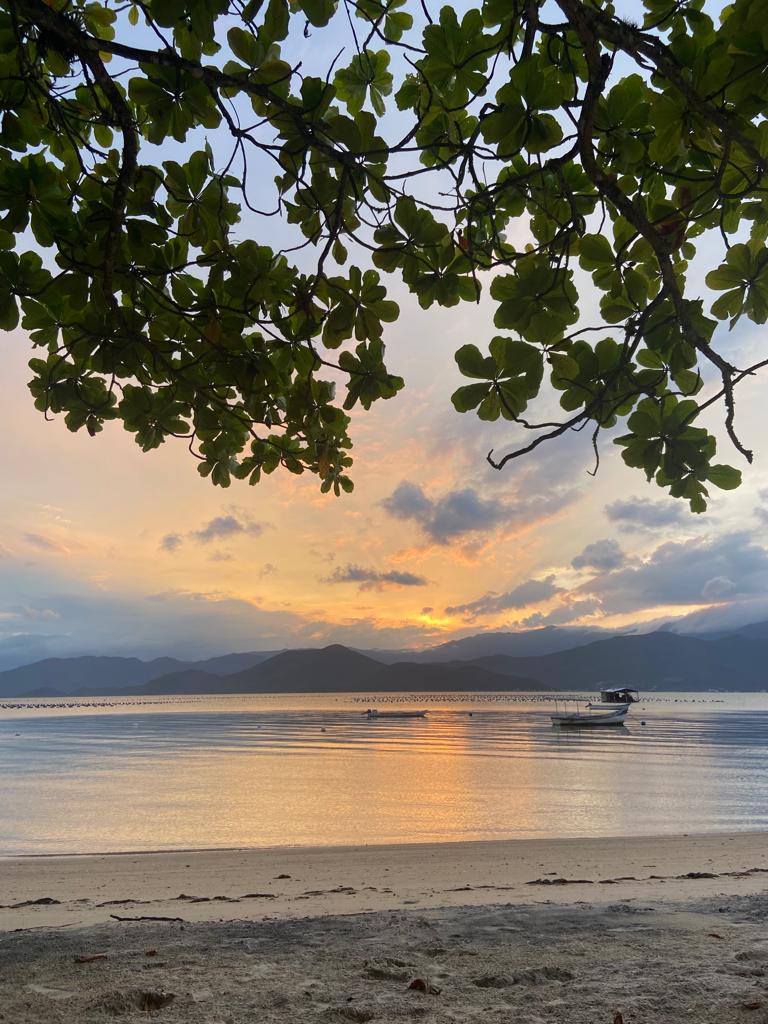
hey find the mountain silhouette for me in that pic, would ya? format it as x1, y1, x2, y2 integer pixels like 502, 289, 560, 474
1, 624, 767, 698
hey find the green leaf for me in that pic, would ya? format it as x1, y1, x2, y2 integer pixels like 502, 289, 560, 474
0, 292, 18, 330
334, 51, 392, 115
298, 0, 337, 26
147, 0, 186, 28
451, 382, 491, 411
455, 344, 495, 379
261, 0, 289, 43
579, 234, 614, 269
600, 294, 635, 323
706, 464, 742, 490
227, 27, 262, 67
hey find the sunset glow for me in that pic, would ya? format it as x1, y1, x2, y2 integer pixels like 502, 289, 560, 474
2, 303, 767, 666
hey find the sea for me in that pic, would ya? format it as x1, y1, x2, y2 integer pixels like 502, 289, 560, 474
1, 691, 767, 855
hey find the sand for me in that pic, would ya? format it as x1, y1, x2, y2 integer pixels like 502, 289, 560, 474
2, 833, 768, 1022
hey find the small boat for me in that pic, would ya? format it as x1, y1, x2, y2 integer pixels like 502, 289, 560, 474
364, 708, 427, 719
586, 687, 639, 711
550, 704, 628, 727
599, 687, 640, 704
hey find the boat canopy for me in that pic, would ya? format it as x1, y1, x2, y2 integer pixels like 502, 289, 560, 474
600, 686, 640, 703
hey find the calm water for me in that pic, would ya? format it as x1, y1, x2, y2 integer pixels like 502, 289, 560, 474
0, 692, 767, 854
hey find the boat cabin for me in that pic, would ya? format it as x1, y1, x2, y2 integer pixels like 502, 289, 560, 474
600, 687, 640, 704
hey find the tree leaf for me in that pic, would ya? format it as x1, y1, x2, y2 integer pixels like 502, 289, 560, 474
707, 464, 742, 490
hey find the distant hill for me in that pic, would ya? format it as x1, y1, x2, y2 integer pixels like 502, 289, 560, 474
0, 656, 189, 698
139, 647, 540, 695
462, 632, 768, 691
455, 654, 549, 676
142, 645, 385, 695
230, 644, 384, 692
139, 669, 224, 695
0, 649, 283, 698
5, 623, 768, 698
365, 661, 541, 692
726, 621, 768, 645
193, 650, 281, 674
416, 626, 618, 662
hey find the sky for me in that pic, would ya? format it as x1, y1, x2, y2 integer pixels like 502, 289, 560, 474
2, 285, 767, 668
1, 1, 767, 669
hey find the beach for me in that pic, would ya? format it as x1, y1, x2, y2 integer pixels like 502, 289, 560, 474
2, 832, 768, 1022
3, 697, 768, 1021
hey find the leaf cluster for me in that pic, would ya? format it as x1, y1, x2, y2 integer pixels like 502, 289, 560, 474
1, 0, 766, 510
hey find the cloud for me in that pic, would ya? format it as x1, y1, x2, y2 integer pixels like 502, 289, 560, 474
420, 396, 594, 493
428, 490, 511, 542
660, 597, 768, 634
605, 497, 687, 531
446, 531, 768, 630
193, 515, 263, 544
259, 563, 278, 577
325, 564, 429, 590
445, 576, 561, 619
754, 488, 768, 525
572, 539, 626, 572
521, 598, 601, 627
19, 606, 61, 620
0, 568, 441, 667
0, 605, 61, 623
701, 576, 737, 600
161, 512, 265, 552
309, 545, 336, 564
0, 632, 70, 673
0, 548, 443, 667
381, 482, 434, 521
25, 532, 69, 554
382, 481, 573, 544
577, 532, 768, 613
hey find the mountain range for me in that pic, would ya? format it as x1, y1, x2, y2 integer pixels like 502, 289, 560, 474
1, 622, 766, 698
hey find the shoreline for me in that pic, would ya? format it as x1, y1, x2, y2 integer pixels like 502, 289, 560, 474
3, 830, 767, 932
4, 825, 768, 860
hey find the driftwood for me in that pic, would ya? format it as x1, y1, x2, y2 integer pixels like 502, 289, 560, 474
109, 914, 185, 923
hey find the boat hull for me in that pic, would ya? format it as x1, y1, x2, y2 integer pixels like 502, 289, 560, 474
364, 711, 427, 719
551, 709, 628, 726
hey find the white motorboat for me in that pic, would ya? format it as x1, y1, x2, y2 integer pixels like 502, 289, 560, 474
585, 687, 639, 711
550, 705, 629, 727
599, 687, 640, 703
364, 708, 427, 719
